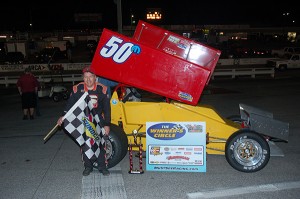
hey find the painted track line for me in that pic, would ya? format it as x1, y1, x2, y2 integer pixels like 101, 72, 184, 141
81, 164, 127, 199
187, 181, 300, 199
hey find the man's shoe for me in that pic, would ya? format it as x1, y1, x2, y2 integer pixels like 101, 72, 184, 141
100, 169, 110, 176
23, 115, 28, 120
30, 115, 34, 120
82, 167, 92, 176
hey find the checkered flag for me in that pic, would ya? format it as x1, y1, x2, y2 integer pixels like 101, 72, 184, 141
63, 92, 106, 162
172, 124, 183, 130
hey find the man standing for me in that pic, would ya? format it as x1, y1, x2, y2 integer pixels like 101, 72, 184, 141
57, 66, 111, 176
17, 67, 38, 120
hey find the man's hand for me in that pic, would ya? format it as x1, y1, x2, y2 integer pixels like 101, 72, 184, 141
104, 126, 110, 136
57, 117, 64, 126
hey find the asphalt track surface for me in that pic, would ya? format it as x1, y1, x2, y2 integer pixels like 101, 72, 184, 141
1, 73, 300, 199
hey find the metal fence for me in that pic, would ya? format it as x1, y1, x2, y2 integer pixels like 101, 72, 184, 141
0, 68, 274, 88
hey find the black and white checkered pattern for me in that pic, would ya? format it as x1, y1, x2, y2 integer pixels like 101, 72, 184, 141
172, 124, 183, 130
63, 92, 105, 161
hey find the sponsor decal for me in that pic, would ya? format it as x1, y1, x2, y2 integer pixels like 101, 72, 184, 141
150, 146, 163, 156
166, 155, 190, 161
177, 43, 187, 50
194, 147, 202, 151
178, 91, 193, 102
163, 47, 176, 55
186, 124, 203, 133
167, 35, 180, 44
194, 152, 202, 155
164, 147, 170, 151
147, 123, 186, 140
111, 99, 118, 105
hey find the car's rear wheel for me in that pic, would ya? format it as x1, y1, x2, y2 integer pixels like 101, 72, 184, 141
106, 124, 128, 168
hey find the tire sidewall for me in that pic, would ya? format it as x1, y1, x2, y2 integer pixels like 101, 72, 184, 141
225, 130, 270, 173
106, 124, 128, 168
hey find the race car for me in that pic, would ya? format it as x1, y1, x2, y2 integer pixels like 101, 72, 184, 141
91, 20, 289, 173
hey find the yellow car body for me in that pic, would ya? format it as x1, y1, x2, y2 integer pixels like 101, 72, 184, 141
110, 91, 241, 155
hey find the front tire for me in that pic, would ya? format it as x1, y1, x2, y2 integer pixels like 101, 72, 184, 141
106, 124, 128, 168
225, 129, 270, 173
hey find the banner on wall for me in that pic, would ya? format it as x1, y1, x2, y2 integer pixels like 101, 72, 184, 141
146, 121, 206, 173
0, 63, 90, 72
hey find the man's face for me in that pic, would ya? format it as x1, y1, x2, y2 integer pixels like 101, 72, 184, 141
83, 72, 96, 89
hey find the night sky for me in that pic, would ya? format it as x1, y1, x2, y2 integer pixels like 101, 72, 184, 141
0, 0, 299, 31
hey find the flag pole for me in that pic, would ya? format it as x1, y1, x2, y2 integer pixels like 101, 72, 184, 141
43, 124, 59, 143
43, 92, 88, 144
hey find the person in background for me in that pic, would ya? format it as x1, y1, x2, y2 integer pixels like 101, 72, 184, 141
66, 41, 73, 63
35, 80, 41, 116
31, 70, 41, 116
17, 67, 39, 120
57, 66, 111, 176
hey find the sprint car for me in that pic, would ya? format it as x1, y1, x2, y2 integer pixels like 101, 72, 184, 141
91, 21, 289, 173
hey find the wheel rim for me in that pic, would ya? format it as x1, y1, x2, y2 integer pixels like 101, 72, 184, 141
233, 138, 263, 166
105, 140, 113, 160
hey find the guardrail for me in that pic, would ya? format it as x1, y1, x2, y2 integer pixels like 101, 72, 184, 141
211, 67, 274, 80
0, 68, 274, 88
0, 58, 271, 73
0, 74, 83, 88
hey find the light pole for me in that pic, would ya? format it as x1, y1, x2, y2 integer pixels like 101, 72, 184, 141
114, 0, 123, 34
130, 14, 135, 30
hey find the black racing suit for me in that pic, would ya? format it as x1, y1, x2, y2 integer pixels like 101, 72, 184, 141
63, 82, 111, 170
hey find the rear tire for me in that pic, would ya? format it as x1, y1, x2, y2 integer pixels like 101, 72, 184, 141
106, 124, 128, 168
225, 129, 270, 173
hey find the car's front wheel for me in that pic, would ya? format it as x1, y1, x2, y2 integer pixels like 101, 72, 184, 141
225, 129, 270, 173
